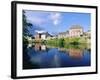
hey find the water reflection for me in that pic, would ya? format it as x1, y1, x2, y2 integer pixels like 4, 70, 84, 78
34, 44, 47, 51
23, 43, 91, 69
58, 47, 83, 59
68, 48, 83, 59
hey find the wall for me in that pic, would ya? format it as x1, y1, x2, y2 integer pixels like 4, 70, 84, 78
0, 0, 99, 80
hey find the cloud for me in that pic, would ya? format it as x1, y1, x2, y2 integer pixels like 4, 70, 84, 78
27, 16, 46, 25
49, 13, 61, 26
35, 30, 46, 33
53, 20, 59, 25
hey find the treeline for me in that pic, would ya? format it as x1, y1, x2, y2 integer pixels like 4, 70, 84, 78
46, 37, 90, 49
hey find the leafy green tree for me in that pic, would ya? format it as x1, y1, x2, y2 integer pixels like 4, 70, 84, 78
70, 37, 80, 45
58, 38, 64, 47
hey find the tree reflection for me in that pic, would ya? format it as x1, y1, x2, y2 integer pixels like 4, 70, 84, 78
23, 43, 91, 69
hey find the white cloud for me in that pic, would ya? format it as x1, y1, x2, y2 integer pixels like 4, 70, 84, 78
54, 20, 59, 25
49, 13, 61, 26
50, 13, 61, 20
35, 30, 46, 33
27, 16, 45, 25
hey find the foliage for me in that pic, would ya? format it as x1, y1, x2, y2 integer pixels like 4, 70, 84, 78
45, 37, 89, 48
58, 38, 65, 47
23, 36, 28, 45
23, 11, 33, 36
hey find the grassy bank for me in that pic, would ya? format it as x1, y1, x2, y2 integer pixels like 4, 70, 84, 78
46, 37, 90, 49
24, 36, 91, 50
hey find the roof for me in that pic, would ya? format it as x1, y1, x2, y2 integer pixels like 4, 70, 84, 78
59, 31, 69, 35
70, 25, 83, 29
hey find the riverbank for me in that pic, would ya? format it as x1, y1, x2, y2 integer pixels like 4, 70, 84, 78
24, 37, 91, 50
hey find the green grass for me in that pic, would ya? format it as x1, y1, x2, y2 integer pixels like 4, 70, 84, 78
23, 36, 91, 50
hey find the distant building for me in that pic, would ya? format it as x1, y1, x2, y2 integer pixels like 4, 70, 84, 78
34, 31, 52, 40
58, 31, 69, 38
86, 30, 91, 39
34, 25, 88, 40
46, 35, 56, 40
82, 30, 91, 38
69, 25, 83, 37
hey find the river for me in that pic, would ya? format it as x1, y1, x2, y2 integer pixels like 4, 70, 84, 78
23, 43, 91, 69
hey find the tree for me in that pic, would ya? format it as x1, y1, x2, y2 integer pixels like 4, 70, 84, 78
23, 11, 32, 36
58, 38, 64, 47
23, 11, 33, 45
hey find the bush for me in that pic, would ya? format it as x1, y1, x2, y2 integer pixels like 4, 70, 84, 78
23, 36, 28, 44
58, 38, 64, 47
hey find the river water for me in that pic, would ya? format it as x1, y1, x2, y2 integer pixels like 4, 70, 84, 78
23, 43, 91, 69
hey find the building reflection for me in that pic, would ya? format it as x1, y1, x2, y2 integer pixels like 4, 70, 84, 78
28, 43, 84, 58
34, 43, 47, 51
58, 48, 83, 59
68, 48, 83, 59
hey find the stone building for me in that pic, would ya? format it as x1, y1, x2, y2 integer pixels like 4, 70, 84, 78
58, 31, 69, 38
69, 25, 83, 37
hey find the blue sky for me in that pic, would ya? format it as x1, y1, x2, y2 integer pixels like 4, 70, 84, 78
24, 10, 91, 35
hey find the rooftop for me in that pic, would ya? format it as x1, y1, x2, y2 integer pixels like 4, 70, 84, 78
59, 31, 69, 35
70, 25, 83, 29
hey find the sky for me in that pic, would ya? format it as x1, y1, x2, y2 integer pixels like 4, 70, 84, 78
24, 10, 91, 35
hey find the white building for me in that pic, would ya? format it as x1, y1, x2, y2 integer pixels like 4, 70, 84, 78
35, 30, 52, 40
69, 25, 83, 37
